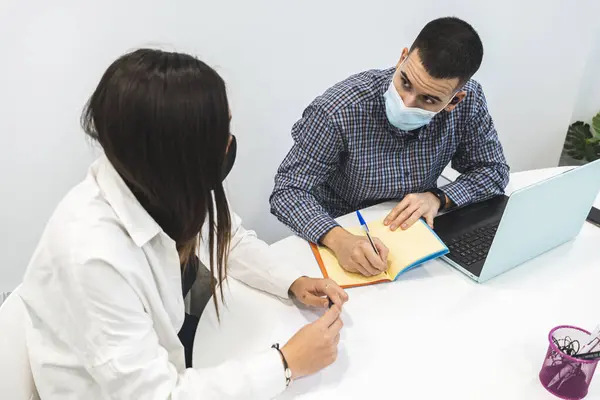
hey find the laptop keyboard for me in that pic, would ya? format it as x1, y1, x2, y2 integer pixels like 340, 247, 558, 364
446, 222, 500, 266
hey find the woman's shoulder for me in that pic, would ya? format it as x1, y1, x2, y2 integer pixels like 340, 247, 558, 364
27, 172, 147, 285
19, 174, 150, 343
54, 180, 134, 253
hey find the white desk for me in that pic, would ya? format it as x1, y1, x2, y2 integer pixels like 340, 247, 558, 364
193, 168, 600, 399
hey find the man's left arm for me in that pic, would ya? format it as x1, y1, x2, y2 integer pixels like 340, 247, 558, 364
440, 96, 510, 207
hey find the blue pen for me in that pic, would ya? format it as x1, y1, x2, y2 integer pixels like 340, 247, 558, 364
355, 210, 380, 256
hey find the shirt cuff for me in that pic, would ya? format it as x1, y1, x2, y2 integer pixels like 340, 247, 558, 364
303, 213, 340, 244
440, 181, 472, 207
249, 349, 288, 397
266, 264, 303, 300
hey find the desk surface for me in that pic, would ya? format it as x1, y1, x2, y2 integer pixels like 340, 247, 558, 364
193, 167, 600, 399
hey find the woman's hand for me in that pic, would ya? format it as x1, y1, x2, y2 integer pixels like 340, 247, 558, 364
289, 277, 348, 308
282, 305, 344, 379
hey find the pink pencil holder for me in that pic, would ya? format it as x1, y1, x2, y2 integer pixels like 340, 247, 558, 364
539, 326, 599, 399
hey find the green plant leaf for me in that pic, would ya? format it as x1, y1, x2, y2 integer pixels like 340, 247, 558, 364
564, 121, 593, 160
592, 111, 600, 139
584, 145, 598, 161
594, 141, 600, 160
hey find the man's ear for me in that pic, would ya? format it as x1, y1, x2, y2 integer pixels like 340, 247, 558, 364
444, 91, 467, 112
395, 48, 409, 68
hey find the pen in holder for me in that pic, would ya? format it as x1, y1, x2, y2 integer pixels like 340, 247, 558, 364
539, 325, 599, 399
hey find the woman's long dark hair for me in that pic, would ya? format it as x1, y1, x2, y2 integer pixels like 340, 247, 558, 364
81, 49, 232, 317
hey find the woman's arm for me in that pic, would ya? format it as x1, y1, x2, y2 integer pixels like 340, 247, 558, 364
36, 254, 287, 400
212, 211, 302, 299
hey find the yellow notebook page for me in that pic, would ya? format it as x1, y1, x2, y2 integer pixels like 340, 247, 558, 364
365, 219, 446, 278
317, 219, 446, 287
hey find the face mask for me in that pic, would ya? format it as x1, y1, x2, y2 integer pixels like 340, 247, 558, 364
220, 134, 236, 182
384, 72, 455, 131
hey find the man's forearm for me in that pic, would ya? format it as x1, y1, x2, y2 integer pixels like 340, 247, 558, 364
441, 165, 509, 206
320, 226, 352, 250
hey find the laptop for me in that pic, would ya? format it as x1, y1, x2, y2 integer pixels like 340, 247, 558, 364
433, 159, 600, 282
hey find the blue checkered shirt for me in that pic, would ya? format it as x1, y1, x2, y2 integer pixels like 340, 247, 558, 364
270, 68, 509, 243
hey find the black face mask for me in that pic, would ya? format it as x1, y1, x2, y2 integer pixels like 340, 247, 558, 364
220, 135, 237, 182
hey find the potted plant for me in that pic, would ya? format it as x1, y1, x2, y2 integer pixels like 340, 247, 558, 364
559, 111, 600, 166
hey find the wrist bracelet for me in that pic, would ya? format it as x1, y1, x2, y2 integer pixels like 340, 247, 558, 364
271, 343, 292, 387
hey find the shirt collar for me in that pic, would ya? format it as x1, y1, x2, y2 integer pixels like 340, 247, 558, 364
93, 155, 163, 247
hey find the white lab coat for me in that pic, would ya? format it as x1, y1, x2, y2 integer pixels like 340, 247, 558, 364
19, 155, 301, 399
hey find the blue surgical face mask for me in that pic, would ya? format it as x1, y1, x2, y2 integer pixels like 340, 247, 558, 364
384, 70, 454, 131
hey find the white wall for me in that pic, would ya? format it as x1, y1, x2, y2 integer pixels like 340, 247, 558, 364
570, 33, 600, 125
1, 0, 599, 292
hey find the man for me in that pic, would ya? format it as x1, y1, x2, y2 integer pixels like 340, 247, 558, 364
270, 17, 509, 277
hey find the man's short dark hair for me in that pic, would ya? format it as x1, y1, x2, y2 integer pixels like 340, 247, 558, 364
410, 17, 483, 85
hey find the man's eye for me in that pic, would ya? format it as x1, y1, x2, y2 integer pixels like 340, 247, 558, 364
423, 96, 435, 105
401, 77, 411, 88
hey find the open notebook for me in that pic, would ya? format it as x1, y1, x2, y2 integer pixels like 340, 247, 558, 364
310, 219, 448, 288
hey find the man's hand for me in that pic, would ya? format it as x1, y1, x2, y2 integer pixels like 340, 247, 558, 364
321, 227, 389, 276
289, 277, 349, 308
384, 192, 441, 231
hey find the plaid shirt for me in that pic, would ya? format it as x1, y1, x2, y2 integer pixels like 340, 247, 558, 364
270, 68, 509, 243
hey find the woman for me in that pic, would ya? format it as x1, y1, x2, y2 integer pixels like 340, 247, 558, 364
19, 49, 348, 399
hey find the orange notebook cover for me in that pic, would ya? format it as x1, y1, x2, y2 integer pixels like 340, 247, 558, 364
310, 219, 448, 289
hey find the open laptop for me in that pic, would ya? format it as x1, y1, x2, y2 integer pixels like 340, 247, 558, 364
433, 159, 600, 282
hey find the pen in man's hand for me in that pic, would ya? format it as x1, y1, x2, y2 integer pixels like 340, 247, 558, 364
355, 210, 380, 256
